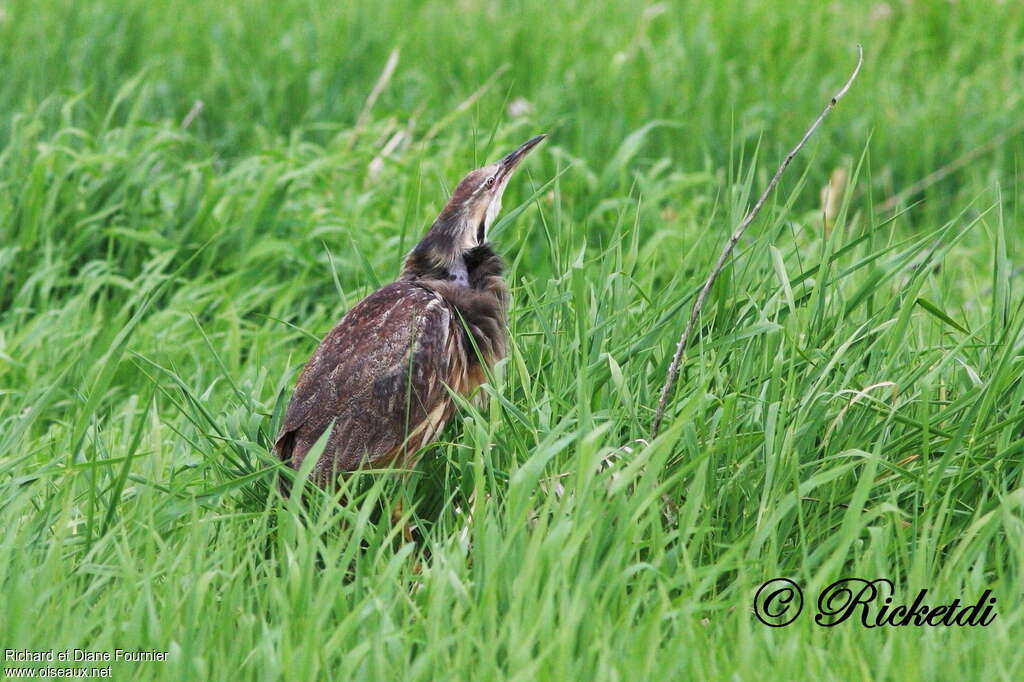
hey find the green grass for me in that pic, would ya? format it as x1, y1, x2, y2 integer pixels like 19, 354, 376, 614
2, 0, 1024, 679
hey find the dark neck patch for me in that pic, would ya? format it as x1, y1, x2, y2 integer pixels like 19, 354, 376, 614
402, 240, 503, 290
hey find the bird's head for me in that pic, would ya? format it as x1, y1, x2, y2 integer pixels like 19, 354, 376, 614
403, 134, 545, 279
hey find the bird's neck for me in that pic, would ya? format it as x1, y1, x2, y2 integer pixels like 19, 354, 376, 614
401, 244, 503, 290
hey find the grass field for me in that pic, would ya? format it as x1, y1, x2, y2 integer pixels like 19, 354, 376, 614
2, 0, 1024, 679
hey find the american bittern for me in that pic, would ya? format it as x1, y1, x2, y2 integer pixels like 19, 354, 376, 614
275, 135, 545, 491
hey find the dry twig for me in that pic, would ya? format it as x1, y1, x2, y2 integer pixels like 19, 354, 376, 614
650, 45, 864, 438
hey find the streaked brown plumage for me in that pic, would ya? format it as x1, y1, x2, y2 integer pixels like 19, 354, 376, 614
276, 135, 545, 489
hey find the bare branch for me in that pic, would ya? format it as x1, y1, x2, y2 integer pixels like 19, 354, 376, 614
650, 45, 864, 438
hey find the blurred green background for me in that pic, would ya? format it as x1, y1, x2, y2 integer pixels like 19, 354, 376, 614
1, 1, 1023, 679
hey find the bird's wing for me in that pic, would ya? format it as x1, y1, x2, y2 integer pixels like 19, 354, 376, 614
274, 282, 465, 482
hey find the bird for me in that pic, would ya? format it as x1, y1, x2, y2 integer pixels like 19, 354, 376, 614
275, 134, 546, 492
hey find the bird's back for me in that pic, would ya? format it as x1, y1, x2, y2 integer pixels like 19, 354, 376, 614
275, 282, 469, 485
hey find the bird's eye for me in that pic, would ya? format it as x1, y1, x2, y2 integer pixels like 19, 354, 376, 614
484, 176, 496, 190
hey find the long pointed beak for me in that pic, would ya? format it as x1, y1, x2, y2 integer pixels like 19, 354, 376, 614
496, 134, 546, 181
